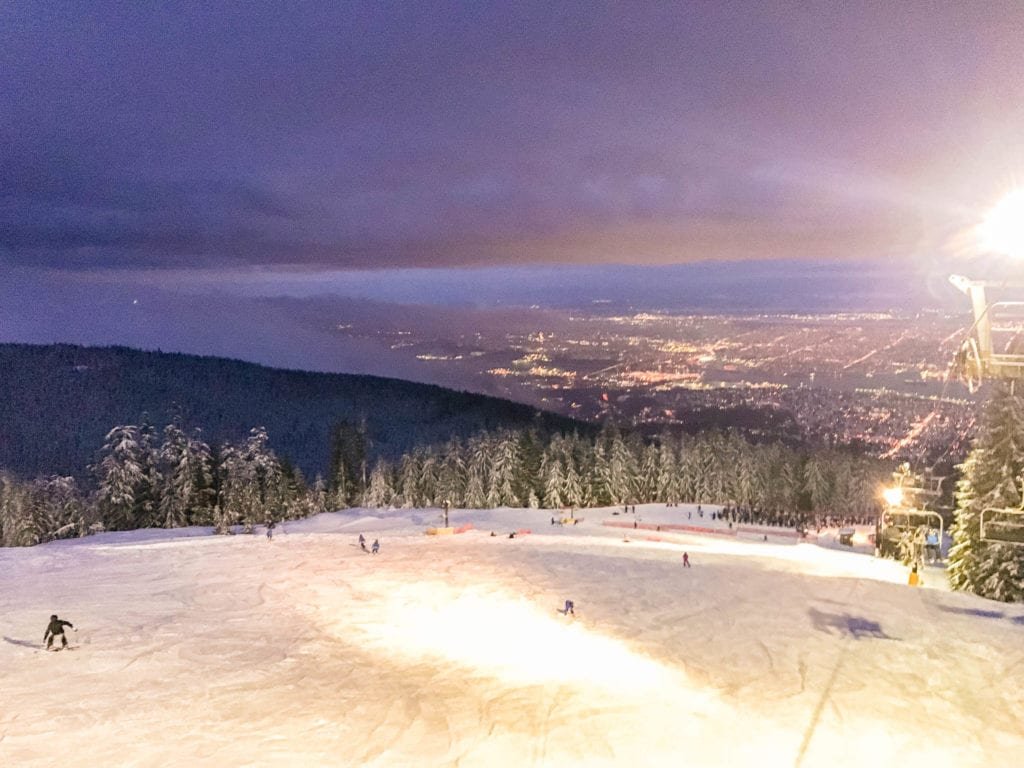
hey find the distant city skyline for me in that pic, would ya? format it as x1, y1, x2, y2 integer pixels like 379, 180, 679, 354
4, 1, 1023, 383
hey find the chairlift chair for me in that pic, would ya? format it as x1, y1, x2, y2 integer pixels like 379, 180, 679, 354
979, 506, 1024, 546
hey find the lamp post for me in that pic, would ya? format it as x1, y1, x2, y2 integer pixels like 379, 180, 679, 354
878, 486, 903, 558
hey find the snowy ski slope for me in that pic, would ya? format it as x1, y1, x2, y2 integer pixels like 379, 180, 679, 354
2, 504, 1022, 767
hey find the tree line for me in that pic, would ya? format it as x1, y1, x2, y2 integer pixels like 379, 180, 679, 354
1, 419, 892, 547
0, 421, 326, 546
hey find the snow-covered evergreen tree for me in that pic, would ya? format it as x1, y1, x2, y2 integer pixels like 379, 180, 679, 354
0, 473, 33, 546
948, 383, 1024, 602
562, 458, 584, 509
134, 419, 162, 528
95, 425, 145, 531
311, 474, 328, 515
364, 459, 394, 508
419, 451, 440, 506
488, 433, 520, 507
217, 427, 280, 533
158, 423, 197, 528
606, 434, 634, 504
638, 443, 659, 502
464, 435, 489, 508
589, 442, 611, 506
543, 457, 564, 509
329, 461, 349, 511
803, 457, 832, 516
398, 451, 422, 508
435, 440, 466, 508
656, 438, 678, 504
778, 456, 802, 514
32, 476, 86, 543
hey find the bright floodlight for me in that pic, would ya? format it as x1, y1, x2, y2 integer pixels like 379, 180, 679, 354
979, 188, 1024, 258
883, 487, 903, 507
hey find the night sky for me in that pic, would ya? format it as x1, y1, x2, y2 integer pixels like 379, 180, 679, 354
2, 2, 1024, 363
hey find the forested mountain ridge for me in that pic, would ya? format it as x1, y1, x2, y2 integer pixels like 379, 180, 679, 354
0, 343, 584, 479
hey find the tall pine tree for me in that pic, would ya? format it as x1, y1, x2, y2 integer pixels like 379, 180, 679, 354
948, 383, 1024, 602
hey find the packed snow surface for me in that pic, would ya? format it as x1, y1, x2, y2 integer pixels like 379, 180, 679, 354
2, 504, 1023, 767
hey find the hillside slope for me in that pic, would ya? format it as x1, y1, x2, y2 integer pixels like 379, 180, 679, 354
0, 344, 585, 479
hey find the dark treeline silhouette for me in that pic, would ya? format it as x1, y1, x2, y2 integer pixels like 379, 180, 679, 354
0, 343, 586, 480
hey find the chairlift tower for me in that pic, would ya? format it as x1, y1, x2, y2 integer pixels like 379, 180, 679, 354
949, 275, 1024, 392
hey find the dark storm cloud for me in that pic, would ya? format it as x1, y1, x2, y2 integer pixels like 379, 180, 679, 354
2, 1, 1023, 270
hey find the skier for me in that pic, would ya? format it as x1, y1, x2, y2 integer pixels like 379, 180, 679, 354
266, 520, 276, 541
359, 533, 367, 552
371, 538, 379, 554
562, 599, 575, 616
908, 564, 921, 587
44, 614, 74, 650
682, 552, 691, 568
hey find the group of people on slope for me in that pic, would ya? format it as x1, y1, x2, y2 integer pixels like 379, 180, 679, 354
358, 533, 380, 554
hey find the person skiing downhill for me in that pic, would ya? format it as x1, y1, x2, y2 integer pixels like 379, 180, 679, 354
682, 552, 691, 568
44, 615, 74, 650
562, 599, 575, 616
371, 538, 379, 554
266, 520, 276, 541
359, 533, 367, 551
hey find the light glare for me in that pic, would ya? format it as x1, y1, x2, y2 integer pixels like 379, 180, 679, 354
882, 487, 903, 507
979, 188, 1024, 258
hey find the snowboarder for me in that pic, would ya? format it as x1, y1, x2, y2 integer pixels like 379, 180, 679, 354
562, 599, 575, 616
44, 614, 74, 650
266, 520, 276, 540
359, 533, 367, 552
371, 538, 379, 554
682, 552, 691, 568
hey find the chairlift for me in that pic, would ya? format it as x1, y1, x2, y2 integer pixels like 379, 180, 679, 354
878, 505, 945, 561
980, 506, 1024, 546
889, 464, 946, 507
949, 275, 1024, 392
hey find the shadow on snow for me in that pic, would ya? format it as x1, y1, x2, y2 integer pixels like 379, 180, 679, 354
808, 608, 898, 640
932, 603, 1024, 625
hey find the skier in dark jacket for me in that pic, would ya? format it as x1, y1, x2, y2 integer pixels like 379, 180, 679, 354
371, 538, 379, 554
44, 615, 74, 650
